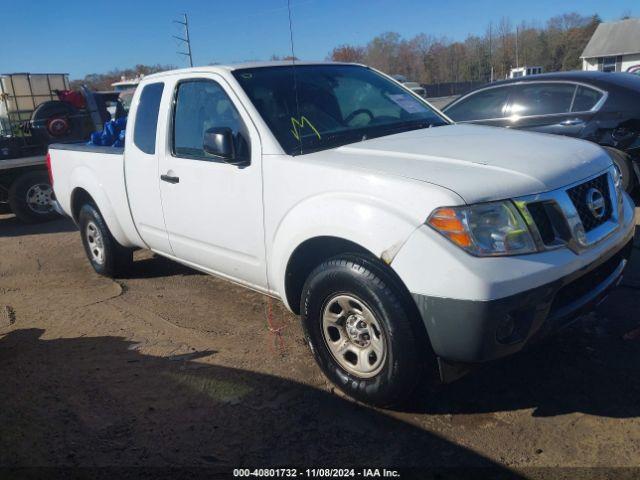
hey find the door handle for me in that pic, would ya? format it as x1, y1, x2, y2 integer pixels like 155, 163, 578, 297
559, 118, 585, 127
160, 174, 180, 184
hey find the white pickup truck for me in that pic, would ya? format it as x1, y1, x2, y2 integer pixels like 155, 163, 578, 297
49, 62, 636, 406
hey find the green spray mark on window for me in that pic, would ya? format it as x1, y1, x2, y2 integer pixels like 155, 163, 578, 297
290, 116, 321, 141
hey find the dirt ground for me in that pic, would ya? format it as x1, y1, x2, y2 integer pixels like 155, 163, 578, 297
1, 209, 639, 476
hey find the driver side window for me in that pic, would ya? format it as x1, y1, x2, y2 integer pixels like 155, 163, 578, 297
172, 79, 249, 160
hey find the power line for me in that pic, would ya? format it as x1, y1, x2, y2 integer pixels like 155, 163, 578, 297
173, 13, 193, 67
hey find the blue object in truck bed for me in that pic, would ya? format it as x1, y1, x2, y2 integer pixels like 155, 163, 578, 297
88, 117, 126, 147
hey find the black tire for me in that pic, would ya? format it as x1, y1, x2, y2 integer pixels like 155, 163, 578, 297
603, 146, 636, 193
78, 203, 132, 277
301, 254, 428, 407
8, 171, 59, 223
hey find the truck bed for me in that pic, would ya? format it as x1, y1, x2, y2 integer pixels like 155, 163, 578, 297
48, 143, 141, 248
49, 143, 124, 155
1, 142, 122, 172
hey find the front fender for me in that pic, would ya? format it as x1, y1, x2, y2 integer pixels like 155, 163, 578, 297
69, 166, 133, 247
269, 192, 421, 309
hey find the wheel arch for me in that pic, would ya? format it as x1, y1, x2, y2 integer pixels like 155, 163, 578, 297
601, 145, 638, 191
68, 177, 132, 247
284, 236, 373, 315
269, 193, 424, 312
70, 187, 95, 222
282, 235, 425, 333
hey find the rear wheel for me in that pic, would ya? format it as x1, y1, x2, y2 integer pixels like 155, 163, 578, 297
78, 203, 132, 277
301, 254, 428, 407
8, 171, 58, 223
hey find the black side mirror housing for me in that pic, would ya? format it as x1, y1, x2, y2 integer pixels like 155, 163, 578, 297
203, 127, 235, 161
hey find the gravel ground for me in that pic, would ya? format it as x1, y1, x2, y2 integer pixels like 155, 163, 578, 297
0, 209, 639, 477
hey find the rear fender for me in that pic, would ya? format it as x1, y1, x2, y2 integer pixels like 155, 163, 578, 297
69, 166, 132, 247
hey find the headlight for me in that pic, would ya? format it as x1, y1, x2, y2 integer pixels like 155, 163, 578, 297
428, 201, 537, 256
612, 163, 624, 197
611, 164, 625, 216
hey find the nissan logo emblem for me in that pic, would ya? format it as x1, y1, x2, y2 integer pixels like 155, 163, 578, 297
586, 188, 606, 220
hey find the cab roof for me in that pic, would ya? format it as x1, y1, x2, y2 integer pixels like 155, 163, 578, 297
143, 61, 361, 80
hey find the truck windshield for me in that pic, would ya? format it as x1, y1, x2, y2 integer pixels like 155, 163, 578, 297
233, 64, 448, 155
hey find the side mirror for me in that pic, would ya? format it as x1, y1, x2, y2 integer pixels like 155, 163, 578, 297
203, 127, 236, 161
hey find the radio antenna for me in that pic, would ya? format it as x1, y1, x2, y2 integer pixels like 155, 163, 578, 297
287, 0, 297, 63
287, 0, 302, 153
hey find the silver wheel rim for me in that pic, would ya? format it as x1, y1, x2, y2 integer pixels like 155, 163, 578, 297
321, 294, 386, 378
85, 221, 105, 265
26, 183, 54, 214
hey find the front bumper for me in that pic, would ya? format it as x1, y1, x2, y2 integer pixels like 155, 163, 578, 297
412, 238, 633, 368
392, 191, 636, 381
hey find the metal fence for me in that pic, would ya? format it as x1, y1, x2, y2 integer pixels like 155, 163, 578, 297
422, 81, 486, 98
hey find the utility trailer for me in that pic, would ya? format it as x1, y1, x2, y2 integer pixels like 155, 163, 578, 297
0, 73, 125, 222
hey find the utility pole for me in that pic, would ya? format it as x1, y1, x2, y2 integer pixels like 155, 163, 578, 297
173, 13, 193, 67
515, 25, 519, 69
489, 22, 494, 83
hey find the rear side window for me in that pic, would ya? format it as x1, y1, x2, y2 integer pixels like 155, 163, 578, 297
572, 86, 603, 112
445, 86, 512, 121
133, 82, 164, 154
508, 83, 575, 116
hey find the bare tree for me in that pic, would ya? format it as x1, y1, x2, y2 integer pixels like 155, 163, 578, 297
323, 12, 600, 85
329, 45, 366, 63
70, 64, 176, 90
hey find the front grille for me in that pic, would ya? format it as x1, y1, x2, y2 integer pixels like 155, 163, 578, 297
566, 174, 612, 232
527, 202, 555, 244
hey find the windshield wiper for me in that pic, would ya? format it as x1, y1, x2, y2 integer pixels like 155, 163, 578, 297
374, 120, 436, 136
290, 120, 444, 155
291, 130, 371, 155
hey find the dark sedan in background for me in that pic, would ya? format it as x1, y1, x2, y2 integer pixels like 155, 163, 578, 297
442, 71, 640, 193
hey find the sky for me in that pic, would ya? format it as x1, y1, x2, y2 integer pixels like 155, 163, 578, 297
0, 0, 637, 80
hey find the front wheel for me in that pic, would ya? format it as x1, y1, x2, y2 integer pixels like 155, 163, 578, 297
301, 255, 427, 407
78, 203, 132, 277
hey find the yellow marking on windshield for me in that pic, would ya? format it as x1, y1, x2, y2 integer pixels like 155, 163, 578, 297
290, 116, 321, 141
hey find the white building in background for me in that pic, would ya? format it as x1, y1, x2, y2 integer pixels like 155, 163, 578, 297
111, 75, 143, 92
509, 66, 543, 79
581, 18, 640, 73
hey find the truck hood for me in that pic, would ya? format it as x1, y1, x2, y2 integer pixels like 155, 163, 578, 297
306, 124, 612, 204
